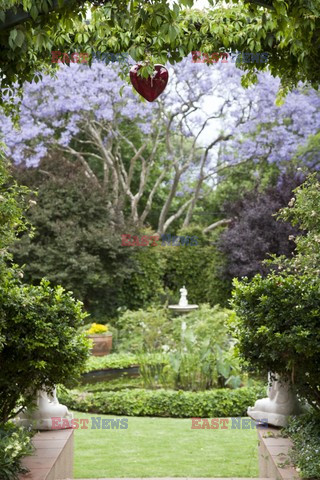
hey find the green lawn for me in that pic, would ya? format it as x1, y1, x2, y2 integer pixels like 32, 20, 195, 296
73, 412, 259, 478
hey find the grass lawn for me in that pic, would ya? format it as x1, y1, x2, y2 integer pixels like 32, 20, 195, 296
73, 411, 259, 478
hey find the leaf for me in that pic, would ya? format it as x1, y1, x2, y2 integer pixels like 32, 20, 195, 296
180, 0, 194, 6
9, 29, 18, 44
30, 5, 38, 20
168, 25, 177, 43
15, 30, 25, 48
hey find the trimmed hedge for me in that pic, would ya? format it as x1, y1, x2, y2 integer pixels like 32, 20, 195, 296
59, 386, 266, 418
84, 353, 167, 373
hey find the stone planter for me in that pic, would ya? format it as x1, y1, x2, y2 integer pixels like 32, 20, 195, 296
87, 333, 112, 356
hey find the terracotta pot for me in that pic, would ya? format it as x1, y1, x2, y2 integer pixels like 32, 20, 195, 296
87, 333, 112, 356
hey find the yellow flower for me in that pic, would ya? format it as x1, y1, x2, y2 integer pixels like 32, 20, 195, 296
86, 323, 109, 335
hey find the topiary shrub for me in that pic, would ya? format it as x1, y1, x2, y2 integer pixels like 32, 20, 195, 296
0, 276, 90, 424
231, 273, 320, 411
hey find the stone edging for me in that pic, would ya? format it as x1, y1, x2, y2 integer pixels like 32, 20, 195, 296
258, 427, 301, 480
19, 428, 74, 480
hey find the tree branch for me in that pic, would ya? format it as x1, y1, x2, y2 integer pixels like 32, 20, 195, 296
203, 218, 232, 234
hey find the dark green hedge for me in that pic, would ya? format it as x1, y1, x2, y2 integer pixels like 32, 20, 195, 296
59, 386, 266, 418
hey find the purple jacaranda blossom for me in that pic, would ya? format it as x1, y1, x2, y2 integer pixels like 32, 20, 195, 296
0, 55, 319, 174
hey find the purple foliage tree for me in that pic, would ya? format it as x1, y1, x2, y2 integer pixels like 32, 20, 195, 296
217, 173, 304, 283
1, 57, 319, 233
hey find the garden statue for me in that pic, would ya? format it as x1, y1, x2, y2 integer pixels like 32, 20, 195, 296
15, 387, 73, 430
169, 286, 198, 314
247, 373, 302, 427
179, 285, 188, 307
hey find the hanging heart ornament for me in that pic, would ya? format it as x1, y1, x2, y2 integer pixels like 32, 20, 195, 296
129, 64, 169, 102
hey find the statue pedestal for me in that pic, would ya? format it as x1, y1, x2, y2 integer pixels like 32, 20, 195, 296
247, 373, 302, 428
15, 387, 73, 430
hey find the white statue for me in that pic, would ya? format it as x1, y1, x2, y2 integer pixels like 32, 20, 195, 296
15, 387, 73, 430
247, 373, 302, 427
178, 286, 188, 307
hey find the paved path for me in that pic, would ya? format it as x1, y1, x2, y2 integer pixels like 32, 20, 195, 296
74, 477, 273, 480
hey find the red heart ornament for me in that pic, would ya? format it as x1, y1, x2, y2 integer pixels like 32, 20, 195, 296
130, 64, 169, 102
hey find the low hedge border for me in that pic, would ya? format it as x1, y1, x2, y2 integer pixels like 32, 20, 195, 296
83, 353, 167, 373
59, 386, 266, 418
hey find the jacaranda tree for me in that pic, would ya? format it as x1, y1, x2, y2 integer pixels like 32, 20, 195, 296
1, 58, 320, 234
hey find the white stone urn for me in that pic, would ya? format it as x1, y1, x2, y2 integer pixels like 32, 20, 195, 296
247, 373, 302, 427
15, 387, 73, 430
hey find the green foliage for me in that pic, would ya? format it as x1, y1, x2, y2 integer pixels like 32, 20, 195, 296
123, 243, 166, 311
115, 306, 172, 352
0, 149, 90, 434
12, 159, 174, 317
59, 385, 266, 418
224, 0, 320, 89
1, 0, 319, 99
271, 173, 320, 275
231, 273, 320, 411
285, 413, 320, 479
114, 305, 243, 391
162, 226, 214, 305
0, 150, 29, 260
83, 352, 166, 373
203, 228, 233, 308
0, 275, 90, 423
0, 423, 34, 480
165, 305, 241, 391
12, 157, 144, 317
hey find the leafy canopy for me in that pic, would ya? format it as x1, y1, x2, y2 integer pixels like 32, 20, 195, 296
0, 0, 320, 103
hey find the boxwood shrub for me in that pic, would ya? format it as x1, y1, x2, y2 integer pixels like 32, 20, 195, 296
59, 386, 266, 418
231, 273, 320, 411
285, 413, 320, 479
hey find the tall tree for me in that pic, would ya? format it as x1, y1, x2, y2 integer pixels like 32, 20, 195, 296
218, 173, 303, 282
0, 60, 252, 233
2, 59, 320, 233
12, 152, 141, 317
